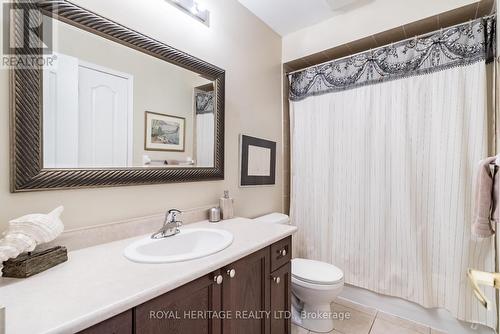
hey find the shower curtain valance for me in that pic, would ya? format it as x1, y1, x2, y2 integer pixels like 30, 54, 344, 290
289, 16, 496, 101
195, 90, 214, 114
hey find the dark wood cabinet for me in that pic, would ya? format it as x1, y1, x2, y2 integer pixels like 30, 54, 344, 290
79, 237, 292, 334
222, 247, 270, 334
134, 272, 221, 334
270, 262, 292, 334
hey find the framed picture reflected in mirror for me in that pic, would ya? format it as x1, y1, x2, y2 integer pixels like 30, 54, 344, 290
145, 111, 186, 152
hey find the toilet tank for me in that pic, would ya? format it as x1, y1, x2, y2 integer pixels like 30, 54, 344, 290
253, 213, 290, 224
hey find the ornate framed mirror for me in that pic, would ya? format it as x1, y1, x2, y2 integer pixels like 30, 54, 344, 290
10, 0, 225, 192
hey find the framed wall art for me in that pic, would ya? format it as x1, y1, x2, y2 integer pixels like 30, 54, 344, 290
240, 135, 276, 186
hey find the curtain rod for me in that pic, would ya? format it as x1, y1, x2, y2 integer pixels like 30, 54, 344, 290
286, 14, 496, 76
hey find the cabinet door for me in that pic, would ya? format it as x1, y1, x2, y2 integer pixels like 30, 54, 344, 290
78, 310, 132, 334
270, 263, 292, 334
222, 248, 270, 334
134, 272, 222, 334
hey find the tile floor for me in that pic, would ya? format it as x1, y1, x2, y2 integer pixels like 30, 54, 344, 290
292, 298, 447, 334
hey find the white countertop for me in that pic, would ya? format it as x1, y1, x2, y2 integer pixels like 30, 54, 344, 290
0, 218, 297, 334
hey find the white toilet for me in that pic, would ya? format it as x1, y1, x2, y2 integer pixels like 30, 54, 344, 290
291, 258, 344, 333
254, 213, 344, 333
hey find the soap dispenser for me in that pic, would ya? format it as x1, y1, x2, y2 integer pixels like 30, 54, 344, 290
219, 190, 234, 220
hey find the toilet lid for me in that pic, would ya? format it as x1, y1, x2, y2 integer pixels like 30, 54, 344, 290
292, 258, 343, 285
254, 213, 290, 225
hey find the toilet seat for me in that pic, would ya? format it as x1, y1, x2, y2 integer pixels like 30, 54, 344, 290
292, 258, 344, 286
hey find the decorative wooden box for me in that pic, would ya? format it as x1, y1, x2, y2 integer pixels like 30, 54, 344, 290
2, 246, 68, 278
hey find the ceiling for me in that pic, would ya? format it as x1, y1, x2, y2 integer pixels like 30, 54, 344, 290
237, 0, 369, 36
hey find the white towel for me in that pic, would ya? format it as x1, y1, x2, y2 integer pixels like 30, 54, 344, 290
472, 157, 497, 238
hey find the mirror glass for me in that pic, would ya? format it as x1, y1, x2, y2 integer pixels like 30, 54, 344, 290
42, 16, 215, 169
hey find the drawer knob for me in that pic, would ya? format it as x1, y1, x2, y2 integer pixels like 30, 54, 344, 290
279, 249, 287, 257
227, 269, 236, 278
272, 276, 281, 284
214, 275, 223, 285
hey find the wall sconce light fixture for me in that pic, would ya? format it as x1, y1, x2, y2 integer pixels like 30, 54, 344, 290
166, 0, 210, 25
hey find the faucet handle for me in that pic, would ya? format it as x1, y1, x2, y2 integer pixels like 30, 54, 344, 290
166, 209, 182, 221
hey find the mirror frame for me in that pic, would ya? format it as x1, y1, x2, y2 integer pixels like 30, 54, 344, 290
10, 0, 225, 192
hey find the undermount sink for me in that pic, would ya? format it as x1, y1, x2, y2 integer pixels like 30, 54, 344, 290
123, 228, 233, 264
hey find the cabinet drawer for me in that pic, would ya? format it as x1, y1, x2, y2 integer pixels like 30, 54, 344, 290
270, 237, 291, 272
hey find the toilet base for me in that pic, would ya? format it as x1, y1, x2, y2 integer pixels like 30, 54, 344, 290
299, 303, 335, 333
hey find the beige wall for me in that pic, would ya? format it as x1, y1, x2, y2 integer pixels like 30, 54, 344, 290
282, 0, 479, 62
0, 0, 283, 231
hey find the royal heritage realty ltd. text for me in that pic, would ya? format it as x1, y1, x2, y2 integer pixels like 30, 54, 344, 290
149, 310, 352, 321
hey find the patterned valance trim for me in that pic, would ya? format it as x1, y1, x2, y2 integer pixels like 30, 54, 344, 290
195, 90, 214, 114
289, 16, 496, 101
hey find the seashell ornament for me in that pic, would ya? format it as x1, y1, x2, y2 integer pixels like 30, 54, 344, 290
0, 206, 64, 277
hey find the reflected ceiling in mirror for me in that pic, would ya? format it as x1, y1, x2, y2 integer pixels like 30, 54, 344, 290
43, 16, 215, 169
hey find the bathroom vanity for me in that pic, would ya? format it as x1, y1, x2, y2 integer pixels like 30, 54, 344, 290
0, 218, 296, 334
81, 236, 291, 334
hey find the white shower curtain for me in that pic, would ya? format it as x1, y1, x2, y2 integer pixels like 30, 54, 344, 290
196, 113, 215, 167
291, 61, 496, 327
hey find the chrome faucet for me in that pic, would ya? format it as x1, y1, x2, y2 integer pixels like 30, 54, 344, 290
151, 209, 182, 239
